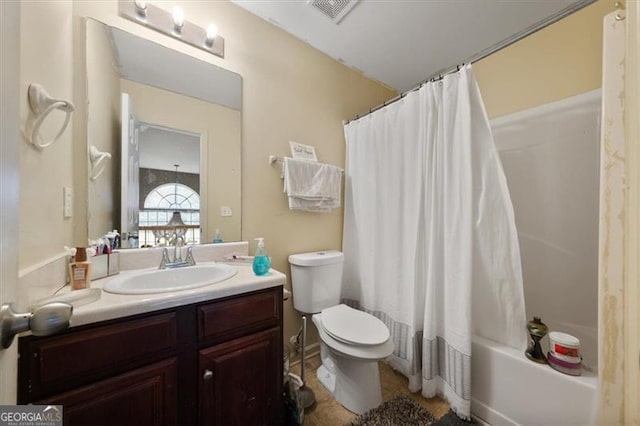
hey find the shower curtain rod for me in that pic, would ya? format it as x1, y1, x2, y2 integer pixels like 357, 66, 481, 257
345, 0, 597, 125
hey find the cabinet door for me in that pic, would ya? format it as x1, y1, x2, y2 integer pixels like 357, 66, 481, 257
38, 358, 177, 426
199, 327, 281, 426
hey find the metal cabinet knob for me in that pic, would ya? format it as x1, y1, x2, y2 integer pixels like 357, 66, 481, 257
203, 369, 213, 380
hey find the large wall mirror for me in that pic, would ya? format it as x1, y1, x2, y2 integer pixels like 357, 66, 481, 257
86, 18, 242, 248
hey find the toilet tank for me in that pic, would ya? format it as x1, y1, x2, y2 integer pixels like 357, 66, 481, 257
288, 251, 344, 314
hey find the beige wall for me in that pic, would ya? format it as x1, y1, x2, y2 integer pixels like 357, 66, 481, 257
120, 79, 242, 243
475, 0, 612, 119
19, 1, 74, 270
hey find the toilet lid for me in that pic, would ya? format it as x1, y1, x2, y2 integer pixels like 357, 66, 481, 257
320, 304, 390, 346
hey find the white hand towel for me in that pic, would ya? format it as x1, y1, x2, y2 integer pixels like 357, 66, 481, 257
283, 158, 342, 212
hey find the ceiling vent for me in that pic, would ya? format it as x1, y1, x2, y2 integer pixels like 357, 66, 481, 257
308, 0, 359, 24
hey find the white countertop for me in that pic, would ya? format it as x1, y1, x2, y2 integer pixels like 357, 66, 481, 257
69, 263, 286, 328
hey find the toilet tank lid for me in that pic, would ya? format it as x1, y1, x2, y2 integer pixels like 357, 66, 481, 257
288, 250, 343, 266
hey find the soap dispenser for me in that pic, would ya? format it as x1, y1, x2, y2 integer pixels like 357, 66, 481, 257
252, 238, 271, 276
69, 247, 91, 290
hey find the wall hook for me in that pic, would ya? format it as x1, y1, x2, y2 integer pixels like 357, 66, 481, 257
614, 1, 626, 20
26, 84, 74, 150
89, 145, 112, 181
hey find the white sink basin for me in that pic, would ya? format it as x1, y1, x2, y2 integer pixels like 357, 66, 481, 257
103, 263, 237, 295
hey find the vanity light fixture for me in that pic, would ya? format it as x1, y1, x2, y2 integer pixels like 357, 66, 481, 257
119, 0, 224, 58
134, 0, 147, 18
205, 23, 218, 46
172, 6, 184, 33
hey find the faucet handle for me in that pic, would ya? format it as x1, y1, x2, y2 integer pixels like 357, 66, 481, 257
185, 246, 196, 266
159, 247, 170, 269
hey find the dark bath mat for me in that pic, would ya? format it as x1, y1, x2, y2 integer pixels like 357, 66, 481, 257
346, 394, 477, 426
347, 394, 435, 426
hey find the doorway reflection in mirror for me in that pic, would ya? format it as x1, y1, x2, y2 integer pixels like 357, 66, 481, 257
137, 126, 201, 247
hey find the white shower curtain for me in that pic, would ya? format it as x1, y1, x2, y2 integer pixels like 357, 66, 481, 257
342, 65, 526, 418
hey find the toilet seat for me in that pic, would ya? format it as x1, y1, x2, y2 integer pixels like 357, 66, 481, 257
312, 314, 394, 361
320, 304, 390, 346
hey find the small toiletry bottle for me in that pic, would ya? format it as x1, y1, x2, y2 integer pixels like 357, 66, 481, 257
69, 247, 92, 290
213, 229, 223, 243
112, 230, 121, 250
252, 238, 271, 276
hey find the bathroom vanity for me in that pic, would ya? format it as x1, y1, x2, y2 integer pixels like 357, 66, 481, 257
17, 264, 284, 426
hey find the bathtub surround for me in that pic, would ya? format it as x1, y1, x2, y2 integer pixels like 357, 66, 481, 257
342, 65, 526, 419
491, 90, 601, 370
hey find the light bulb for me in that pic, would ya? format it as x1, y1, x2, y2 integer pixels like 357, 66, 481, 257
134, 0, 147, 17
172, 6, 185, 32
205, 23, 218, 46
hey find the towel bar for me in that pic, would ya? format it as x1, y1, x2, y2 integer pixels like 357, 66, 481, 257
268, 155, 344, 174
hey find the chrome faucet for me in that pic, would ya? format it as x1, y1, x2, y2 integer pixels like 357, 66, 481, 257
159, 245, 196, 269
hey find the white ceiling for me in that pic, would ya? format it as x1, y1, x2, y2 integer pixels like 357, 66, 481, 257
139, 125, 200, 173
232, 0, 594, 93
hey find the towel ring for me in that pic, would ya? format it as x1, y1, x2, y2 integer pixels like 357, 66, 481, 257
27, 84, 74, 150
89, 145, 112, 181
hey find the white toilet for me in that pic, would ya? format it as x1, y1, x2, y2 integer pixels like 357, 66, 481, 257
288, 250, 394, 414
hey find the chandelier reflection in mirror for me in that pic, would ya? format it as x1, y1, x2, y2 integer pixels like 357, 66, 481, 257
138, 164, 200, 247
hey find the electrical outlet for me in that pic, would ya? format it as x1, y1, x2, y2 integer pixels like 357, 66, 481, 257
220, 206, 232, 217
63, 187, 73, 218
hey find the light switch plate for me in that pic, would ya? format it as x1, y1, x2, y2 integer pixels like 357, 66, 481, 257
63, 187, 73, 218
220, 206, 232, 217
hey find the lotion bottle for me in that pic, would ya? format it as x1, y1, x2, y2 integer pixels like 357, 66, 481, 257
252, 238, 271, 276
69, 247, 91, 290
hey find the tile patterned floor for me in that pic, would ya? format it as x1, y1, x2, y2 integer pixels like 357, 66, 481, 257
290, 354, 449, 425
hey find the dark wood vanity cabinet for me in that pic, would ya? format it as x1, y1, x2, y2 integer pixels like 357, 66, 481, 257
199, 327, 280, 426
18, 286, 283, 426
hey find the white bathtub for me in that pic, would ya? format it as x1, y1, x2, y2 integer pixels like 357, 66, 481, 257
471, 336, 597, 425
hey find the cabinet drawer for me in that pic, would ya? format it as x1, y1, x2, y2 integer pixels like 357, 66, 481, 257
198, 288, 281, 342
37, 358, 177, 426
23, 312, 177, 398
